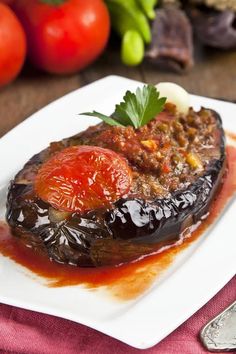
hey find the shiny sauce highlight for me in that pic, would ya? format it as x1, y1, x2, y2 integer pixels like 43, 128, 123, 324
0, 146, 236, 301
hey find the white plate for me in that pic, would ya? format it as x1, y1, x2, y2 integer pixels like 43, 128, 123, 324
0, 75, 235, 349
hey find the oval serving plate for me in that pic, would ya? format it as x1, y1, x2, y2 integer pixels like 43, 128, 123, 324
0, 75, 235, 349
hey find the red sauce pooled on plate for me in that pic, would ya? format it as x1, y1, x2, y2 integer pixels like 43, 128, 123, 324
0, 146, 236, 300
226, 131, 236, 142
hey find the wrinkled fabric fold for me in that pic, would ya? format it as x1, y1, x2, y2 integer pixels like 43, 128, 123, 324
0, 276, 235, 354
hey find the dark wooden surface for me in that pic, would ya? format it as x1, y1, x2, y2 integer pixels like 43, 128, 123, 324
0, 45, 236, 138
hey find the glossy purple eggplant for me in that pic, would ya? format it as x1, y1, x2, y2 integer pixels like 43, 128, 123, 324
6, 109, 226, 267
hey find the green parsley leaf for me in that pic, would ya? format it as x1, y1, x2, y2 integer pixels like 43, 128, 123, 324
80, 111, 125, 127
80, 85, 166, 129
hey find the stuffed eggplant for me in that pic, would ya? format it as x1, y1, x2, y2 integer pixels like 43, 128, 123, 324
6, 85, 226, 267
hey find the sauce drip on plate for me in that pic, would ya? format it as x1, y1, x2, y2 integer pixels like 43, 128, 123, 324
0, 146, 236, 301
226, 131, 236, 142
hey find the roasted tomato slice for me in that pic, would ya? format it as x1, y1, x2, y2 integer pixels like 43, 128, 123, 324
34, 146, 132, 212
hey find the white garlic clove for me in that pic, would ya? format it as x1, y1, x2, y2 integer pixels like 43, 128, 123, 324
155, 82, 190, 115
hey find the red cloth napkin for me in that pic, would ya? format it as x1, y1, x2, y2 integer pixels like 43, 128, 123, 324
0, 276, 235, 354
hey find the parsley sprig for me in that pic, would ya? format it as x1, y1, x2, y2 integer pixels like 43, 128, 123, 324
81, 85, 166, 129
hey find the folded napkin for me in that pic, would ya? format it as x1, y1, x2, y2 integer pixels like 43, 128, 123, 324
0, 276, 235, 354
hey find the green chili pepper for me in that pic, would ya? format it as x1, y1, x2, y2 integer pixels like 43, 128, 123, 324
105, 0, 151, 44
137, 0, 158, 20
121, 30, 144, 66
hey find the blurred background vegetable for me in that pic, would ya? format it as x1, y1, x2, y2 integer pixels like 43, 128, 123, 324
121, 30, 144, 66
137, 0, 157, 20
12, 0, 110, 74
0, 0, 235, 89
162, 0, 236, 51
0, 3, 26, 87
105, 0, 236, 68
105, 0, 157, 66
145, 5, 194, 71
188, 6, 236, 49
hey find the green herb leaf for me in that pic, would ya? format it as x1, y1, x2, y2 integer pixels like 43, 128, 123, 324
80, 111, 125, 127
80, 85, 166, 129
114, 85, 166, 128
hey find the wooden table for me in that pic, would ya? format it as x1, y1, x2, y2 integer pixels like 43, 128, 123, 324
0, 45, 236, 138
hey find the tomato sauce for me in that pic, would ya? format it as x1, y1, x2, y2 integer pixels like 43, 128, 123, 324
226, 130, 236, 142
0, 145, 236, 301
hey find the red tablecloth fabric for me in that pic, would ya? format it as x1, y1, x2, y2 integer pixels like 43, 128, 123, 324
0, 276, 235, 354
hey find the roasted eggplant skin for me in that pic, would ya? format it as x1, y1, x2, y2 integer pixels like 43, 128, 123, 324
6, 110, 226, 267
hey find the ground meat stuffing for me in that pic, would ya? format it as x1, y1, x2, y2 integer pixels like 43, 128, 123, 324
20, 105, 220, 200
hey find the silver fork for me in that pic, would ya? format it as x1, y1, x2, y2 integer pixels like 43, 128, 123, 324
200, 300, 236, 352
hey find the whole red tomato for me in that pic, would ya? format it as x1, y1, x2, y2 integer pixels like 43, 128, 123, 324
12, 0, 110, 74
0, 3, 26, 87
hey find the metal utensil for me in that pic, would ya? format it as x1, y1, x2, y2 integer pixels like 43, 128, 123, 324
200, 300, 236, 352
